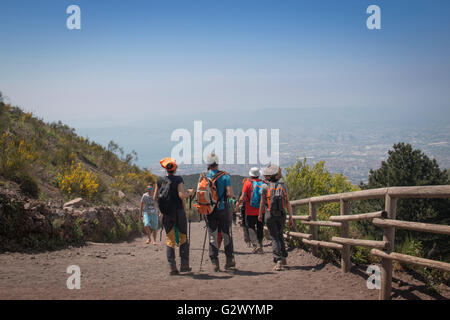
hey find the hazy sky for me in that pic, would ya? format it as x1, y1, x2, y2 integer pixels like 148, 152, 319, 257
1, 0, 450, 124
1, 0, 450, 173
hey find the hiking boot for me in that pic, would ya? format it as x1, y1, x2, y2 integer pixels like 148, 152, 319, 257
273, 260, 283, 271
256, 244, 264, 254
211, 259, 220, 272
251, 245, 259, 254
180, 265, 192, 272
281, 257, 287, 266
225, 257, 236, 270
169, 265, 179, 275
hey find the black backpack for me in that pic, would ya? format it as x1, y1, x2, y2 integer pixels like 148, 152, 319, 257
267, 182, 287, 217
157, 177, 176, 215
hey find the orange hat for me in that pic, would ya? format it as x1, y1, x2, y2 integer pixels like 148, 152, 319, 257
160, 157, 177, 172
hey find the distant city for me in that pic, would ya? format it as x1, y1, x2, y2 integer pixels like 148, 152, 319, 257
147, 112, 450, 184
74, 107, 450, 185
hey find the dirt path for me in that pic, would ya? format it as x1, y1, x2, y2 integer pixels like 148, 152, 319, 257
0, 221, 448, 300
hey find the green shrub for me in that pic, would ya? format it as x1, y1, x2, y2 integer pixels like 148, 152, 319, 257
11, 173, 39, 198
351, 246, 372, 265
72, 218, 84, 243
397, 234, 423, 258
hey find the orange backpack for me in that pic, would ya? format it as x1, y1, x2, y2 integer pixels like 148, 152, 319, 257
194, 171, 227, 215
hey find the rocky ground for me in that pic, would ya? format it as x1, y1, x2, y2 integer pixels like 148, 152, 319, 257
0, 221, 448, 300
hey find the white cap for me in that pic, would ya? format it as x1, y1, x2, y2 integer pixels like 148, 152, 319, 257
249, 167, 260, 178
206, 152, 219, 165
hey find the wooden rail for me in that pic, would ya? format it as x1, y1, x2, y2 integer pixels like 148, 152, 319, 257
330, 211, 387, 222
371, 249, 450, 273
286, 185, 450, 300
372, 218, 450, 236
332, 237, 389, 249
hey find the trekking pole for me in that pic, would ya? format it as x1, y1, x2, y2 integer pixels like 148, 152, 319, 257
159, 213, 163, 241
188, 194, 193, 243
199, 216, 208, 272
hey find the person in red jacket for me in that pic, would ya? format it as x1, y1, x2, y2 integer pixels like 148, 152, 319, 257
239, 167, 264, 254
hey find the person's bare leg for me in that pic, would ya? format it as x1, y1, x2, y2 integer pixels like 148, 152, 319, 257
145, 227, 151, 244
152, 229, 157, 245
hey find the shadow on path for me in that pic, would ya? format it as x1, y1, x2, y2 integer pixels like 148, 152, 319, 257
286, 261, 329, 272
190, 273, 234, 280
349, 265, 448, 300
231, 269, 275, 276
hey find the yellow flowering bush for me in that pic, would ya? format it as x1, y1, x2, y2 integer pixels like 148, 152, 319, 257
21, 112, 33, 123
57, 161, 99, 200
0, 132, 35, 174
111, 169, 156, 195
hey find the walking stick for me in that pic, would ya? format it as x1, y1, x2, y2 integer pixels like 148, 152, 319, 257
188, 194, 193, 243
199, 216, 208, 272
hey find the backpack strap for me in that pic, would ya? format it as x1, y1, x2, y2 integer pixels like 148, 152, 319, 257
266, 181, 279, 207
212, 171, 228, 211
211, 170, 226, 184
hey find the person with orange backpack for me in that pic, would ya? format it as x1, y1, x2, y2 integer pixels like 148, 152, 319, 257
259, 164, 294, 271
154, 157, 194, 275
194, 152, 235, 272
239, 167, 264, 253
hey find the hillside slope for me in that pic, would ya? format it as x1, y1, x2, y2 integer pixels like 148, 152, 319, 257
0, 91, 155, 206
0, 92, 157, 251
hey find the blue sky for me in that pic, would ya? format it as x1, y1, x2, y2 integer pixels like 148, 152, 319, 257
1, 0, 450, 170
1, 0, 450, 121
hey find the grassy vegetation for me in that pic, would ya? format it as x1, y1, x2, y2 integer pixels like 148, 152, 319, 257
0, 91, 156, 205
284, 156, 449, 290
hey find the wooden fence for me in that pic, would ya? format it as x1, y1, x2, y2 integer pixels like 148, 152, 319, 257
247, 185, 450, 300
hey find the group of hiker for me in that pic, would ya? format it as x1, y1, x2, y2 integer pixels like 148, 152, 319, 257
139, 152, 294, 275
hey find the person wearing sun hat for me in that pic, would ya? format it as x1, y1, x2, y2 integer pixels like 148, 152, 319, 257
239, 167, 265, 254
259, 164, 294, 271
154, 157, 194, 275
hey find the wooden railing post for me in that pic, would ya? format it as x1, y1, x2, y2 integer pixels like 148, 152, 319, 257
340, 199, 351, 273
309, 202, 318, 256
380, 194, 397, 300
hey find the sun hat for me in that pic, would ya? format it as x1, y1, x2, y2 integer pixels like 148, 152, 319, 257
248, 167, 260, 178
262, 164, 280, 177
205, 152, 219, 165
160, 157, 177, 172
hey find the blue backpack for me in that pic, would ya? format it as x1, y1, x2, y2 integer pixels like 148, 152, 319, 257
249, 180, 263, 208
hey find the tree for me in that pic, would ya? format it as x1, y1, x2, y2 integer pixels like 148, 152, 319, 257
285, 158, 357, 201
284, 158, 358, 219
362, 143, 450, 259
367, 143, 448, 190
